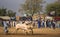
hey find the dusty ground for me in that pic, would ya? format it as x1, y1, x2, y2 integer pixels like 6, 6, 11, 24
0, 27, 60, 37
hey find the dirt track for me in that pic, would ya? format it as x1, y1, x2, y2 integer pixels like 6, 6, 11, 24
0, 27, 60, 37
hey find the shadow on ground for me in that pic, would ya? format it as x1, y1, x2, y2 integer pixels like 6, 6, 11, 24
0, 33, 48, 35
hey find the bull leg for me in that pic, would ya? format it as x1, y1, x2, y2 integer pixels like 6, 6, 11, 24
25, 31, 28, 35
15, 28, 19, 34
22, 29, 27, 35
23, 28, 28, 35
29, 29, 33, 35
31, 29, 33, 34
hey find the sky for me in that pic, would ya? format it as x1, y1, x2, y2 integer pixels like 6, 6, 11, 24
0, 0, 57, 16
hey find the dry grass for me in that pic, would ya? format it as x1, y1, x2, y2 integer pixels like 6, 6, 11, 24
0, 27, 60, 37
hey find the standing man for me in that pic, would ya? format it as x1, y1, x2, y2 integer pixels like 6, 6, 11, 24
51, 20, 56, 29
41, 20, 45, 28
3, 20, 8, 34
38, 19, 41, 28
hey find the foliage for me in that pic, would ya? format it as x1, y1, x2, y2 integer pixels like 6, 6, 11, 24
0, 8, 7, 16
7, 10, 16, 17
20, 0, 43, 16
46, 2, 60, 16
0, 22, 3, 27
0, 8, 16, 17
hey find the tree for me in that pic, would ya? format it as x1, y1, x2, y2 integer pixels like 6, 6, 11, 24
0, 8, 7, 16
7, 10, 16, 17
0, 8, 16, 17
46, 2, 60, 16
20, 0, 43, 16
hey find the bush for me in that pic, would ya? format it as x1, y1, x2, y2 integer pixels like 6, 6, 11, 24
0, 23, 3, 27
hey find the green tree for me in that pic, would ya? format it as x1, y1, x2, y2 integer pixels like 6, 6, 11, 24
46, 2, 60, 16
0, 8, 16, 17
20, 0, 43, 16
7, 10, 16, 17
0, 8, 7, 16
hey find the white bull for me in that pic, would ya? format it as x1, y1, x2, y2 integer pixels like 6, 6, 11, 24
15, 22, 33, 34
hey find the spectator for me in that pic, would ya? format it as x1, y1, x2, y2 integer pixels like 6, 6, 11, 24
41, 20, 45, 28
51, 20, 56, 29
46, 20, 51, 28
38, 19, 41, 28
46, 20, 49, 27
3, 20, 8, 34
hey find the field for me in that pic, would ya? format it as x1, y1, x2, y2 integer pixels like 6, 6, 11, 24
0, 27, 60, 37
